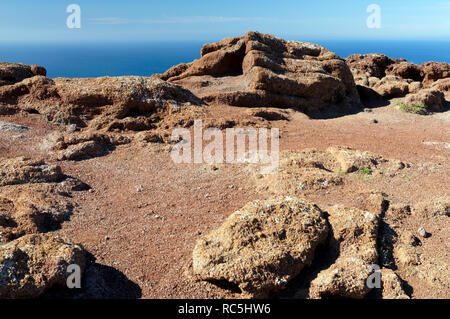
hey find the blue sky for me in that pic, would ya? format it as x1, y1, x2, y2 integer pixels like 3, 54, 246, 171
1, 0, 450, 42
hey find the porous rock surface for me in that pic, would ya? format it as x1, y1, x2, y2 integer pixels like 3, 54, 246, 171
192, 196, 329, 297
309, 205, 380, 299
256, 146, 406, 194
0, 75, 204, 131
0, 157, 63, 187
346, 53, 449, 112
160, 31, 360, 111
0, 233, 86, 298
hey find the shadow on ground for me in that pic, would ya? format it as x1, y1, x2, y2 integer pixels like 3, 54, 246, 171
307, 87, 390, 120
42, 253, 142, 299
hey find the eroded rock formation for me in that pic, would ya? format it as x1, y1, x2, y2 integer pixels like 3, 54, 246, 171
160, 31, 361, 112
192, 196, 329, 298
346, 53, 449, 112
0, 233, 86, 298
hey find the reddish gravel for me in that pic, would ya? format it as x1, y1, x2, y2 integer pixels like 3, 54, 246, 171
0, 100, 449, 299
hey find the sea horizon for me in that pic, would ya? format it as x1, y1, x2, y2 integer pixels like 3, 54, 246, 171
1, 39, 450, 78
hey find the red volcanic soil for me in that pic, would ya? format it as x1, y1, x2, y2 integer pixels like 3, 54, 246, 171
1, 100, 448, 299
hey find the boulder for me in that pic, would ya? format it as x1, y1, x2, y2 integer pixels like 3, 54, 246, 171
0, 157, 63, 187
346, 54, 449, 108
346, 54, 398, 79
386, 62, 423, 82
192, 196, 329, 298
41, 131, 133, 161
394, 231, 421, 266
422, 62, 450, 84
256, 147, 405, 195
0, 233, 86, 298
431, 78, 450, 92
309, 205, 380, 299
0, 182, 77, 243
0, 74, 204, 131
371, 75, 411, 98
162, 31, 361, 112
0, 63, 46, 86
404, 88, 445, 112
380, 269, 409, 299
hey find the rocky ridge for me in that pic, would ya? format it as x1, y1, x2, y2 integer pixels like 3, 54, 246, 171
0, 31, 448, 299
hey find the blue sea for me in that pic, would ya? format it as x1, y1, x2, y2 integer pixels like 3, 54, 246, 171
1, 40, 450, 78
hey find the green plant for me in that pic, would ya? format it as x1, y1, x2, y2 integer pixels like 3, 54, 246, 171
359, 167, 372, 175
395, 100, 427, 115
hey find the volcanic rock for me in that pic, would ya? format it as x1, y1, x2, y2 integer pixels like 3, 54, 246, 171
346, 54, 449, 107
0, 182, 78, 243
0, 157, 63, 187
0, 233, 86, 298
386, 62, 424, 82
309, 205, 380, 299
41, 131, 133, 161
0, 121, 29, 132
0, 63, 46, 86
161, 31, 361, 112
0, 73, 204, 131
192, 196, 329, 298
346, 54, 400, 79
404, 88, 445, 112
380, 269, 409, 299
422, 62, 450, 84
256, 147, 406, 195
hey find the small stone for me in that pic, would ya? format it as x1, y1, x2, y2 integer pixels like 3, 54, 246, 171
228, 185, 235, 189
373, 119, 378, 123
67, 124, 77, 132
204, 194, 211, 199
417, 227, 427, 238
105, 236, 110, 241
136, 185, 145, 193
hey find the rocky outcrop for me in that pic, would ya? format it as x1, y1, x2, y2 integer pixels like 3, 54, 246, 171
192, 197, 329, 298
422, 62, 450, 84
380, 269, 409, 299
309, 205, 380, 299
431, 78, 450, 92
404, 88, 445, 112
346, 54, 402, 79
41, 131, 133, 161
256, 146, 406, 195
0, 157, 86, 243
0, 63, 46, 87
0, 233, 86, 298
346, 54, 449, 112
414, 197, 450, 217
161, 31, 360, 112
0, 74, 204, 131
0, 156, 89, 298
0, 157, 63, 187
0, 182, 80, 243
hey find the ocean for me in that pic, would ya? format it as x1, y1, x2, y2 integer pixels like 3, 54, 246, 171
1, 40, 450, 78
